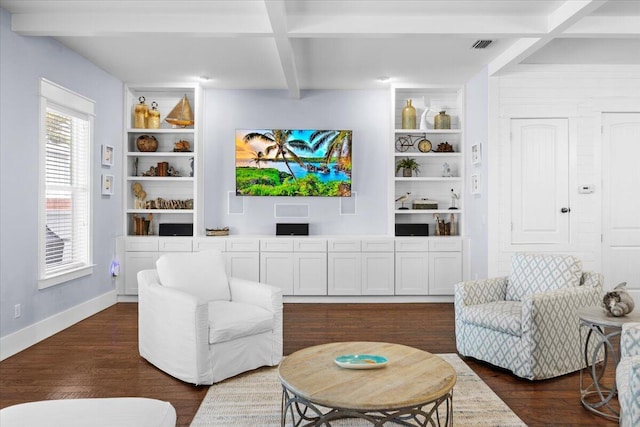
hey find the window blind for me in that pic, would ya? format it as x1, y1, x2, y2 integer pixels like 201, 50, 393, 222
44, 107, 91, 275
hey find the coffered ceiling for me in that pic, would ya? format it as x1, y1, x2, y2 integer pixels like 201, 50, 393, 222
1, 0, 638, 97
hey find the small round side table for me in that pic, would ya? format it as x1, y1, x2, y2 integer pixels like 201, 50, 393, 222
578, 306, 640, 421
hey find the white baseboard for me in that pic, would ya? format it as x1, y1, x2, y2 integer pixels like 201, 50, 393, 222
0, 290, 117, 361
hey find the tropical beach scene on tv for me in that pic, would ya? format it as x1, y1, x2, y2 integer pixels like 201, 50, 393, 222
236, 129, 352, 197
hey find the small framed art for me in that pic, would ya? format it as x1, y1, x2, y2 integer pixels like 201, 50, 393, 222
101, 174, 114, 196
102, 145, 114, 167
471, 143, 482, 165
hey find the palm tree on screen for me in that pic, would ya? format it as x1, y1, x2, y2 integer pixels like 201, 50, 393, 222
310, 130, 352, 170
243, 130, 310, 180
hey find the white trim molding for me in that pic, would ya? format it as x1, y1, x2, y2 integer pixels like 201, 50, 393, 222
0, 291, 117, 361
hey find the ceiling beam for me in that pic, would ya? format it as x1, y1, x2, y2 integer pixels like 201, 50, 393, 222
264, 0, 300, 99
488, 0, 609, 76
562, 15, 640, 38
10, 13, 272, 37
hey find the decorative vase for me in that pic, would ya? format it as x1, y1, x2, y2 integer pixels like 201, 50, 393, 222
402, 168, 412, 177
147, 101, 161, 129
136, 134, 158, 152
434, 111, 451, 129
401, 100, 416, 129
134, 96, 149, 128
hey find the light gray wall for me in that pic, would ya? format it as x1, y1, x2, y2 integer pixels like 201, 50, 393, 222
0, 7, 123, 337
203, 89, 390, 235
464, 67, 489, 279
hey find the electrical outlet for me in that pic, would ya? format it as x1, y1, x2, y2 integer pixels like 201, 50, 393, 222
14, 304, 21, 318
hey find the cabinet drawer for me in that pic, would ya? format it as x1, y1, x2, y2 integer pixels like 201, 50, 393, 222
395, 238, 429, 252
226, 239, 260, 252
327, 239, 361, 252
125, 237, 159, 252
361, 239, 394, 252
193, 239, 226, 252
158, 238, 192, 252
293, 239, 326, 252
260, 239, 294, 252
429, 239, 462, 252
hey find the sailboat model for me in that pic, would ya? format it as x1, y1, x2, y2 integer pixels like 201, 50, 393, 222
165, 95, 194, 127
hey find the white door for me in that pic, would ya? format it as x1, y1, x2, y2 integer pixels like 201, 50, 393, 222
225, 252, 260, 282
395, 252, 429, 295
511, 119, 570, 244
124, 251, 158, 295
602, 113, 640, 295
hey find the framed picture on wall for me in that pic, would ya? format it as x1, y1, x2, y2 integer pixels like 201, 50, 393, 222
471, 173, 481, 194
471, 143, 482, 165
101, 174, 114, 196
102, 145, 114, 167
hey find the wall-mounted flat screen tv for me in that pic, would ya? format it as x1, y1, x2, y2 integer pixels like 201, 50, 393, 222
236, 129, 352, 197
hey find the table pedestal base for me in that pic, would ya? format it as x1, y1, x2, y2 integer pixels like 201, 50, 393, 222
281, 386, 453, 427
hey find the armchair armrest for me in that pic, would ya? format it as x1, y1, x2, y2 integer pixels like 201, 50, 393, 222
137, 269, 212, 385
228, 277, 283, 313
454, 276, 508, 307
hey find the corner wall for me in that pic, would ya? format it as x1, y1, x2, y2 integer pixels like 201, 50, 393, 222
0, 7, 123, 342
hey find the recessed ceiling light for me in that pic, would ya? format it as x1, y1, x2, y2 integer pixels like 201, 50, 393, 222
376, 76, 391, 82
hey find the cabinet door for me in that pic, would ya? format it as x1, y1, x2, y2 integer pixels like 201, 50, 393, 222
225, 252, 260, 282
428, 252, 462, 295
395, 252, 429, 295
260, 252, 294, 295
294, 253, 327, 295
328, 253, 362, 295
124, 251, 159, 295
362, 252, 395, 295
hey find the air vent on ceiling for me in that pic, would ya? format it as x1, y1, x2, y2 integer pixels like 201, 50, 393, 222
471, 40, 493, 49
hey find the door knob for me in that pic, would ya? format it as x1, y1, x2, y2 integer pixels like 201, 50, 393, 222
561, 207, 571, 213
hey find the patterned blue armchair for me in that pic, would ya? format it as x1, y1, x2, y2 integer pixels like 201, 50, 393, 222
455, 253, 603, 380
617, 322, 640, 427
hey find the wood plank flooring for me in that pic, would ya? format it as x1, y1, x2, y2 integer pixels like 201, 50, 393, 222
0, 303, 614, 426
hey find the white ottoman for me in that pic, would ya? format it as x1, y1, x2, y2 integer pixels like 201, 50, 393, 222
0, 397, 176, 427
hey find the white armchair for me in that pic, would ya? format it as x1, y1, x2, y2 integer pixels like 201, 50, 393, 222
617, 322, 640, 427
138, 250, 283, 385
455, 253, 603, 380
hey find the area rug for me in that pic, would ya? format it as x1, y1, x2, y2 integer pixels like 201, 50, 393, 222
190, 353, 526, 426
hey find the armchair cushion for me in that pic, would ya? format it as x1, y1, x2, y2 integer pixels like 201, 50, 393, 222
208, 301, 274, 344
156, 250, 230, 302
462, 301, 522, 337
506, 253, 582, 301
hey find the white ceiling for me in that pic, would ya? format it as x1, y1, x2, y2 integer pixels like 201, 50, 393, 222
1, 0, 639, 97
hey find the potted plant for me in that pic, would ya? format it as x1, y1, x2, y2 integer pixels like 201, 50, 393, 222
396, 158, 420, 177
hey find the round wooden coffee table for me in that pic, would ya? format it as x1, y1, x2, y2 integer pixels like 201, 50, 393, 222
278, 342, 456, 426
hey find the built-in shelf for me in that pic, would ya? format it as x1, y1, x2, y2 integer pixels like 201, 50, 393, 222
395, 177, 462, 182
126, 209, 194, 214
127, 128, 195, 134
127, 152, 194, 157
394, 129, 462, 134
395, 209, 463, 214
126, 176, 194, 182
394, 152, 462, 157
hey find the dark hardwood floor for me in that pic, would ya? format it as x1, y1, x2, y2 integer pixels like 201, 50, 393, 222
0, 303, 614, 426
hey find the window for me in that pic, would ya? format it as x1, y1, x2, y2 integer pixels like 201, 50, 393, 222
39, 79, 95, 288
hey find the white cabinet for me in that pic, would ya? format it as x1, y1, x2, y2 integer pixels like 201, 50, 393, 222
392, 86, 464, 237
124, 251, 158, 295
260, 252, 294, 295
428, 252, 462, 295
123, 84, 200, 237
328, 252, 362, 295
261, 239, 327, 295
395, 251, 429, 295
327, 238, 394, 295
294, 252, 327, 295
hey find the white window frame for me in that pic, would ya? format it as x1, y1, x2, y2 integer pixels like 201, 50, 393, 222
38, 79, 95, 288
